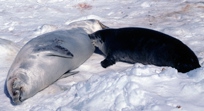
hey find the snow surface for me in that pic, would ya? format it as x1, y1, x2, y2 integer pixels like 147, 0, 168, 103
1, 0, 204, 111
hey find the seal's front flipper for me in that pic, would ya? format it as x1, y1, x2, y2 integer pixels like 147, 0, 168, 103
101, 55, 116, 68
60, 71, 79, 79
34, 44, 74, 58
46, 45, 74, 58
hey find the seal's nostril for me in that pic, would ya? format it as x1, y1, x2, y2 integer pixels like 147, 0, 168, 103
13, 90, 19, 96
13, 91, 17, 96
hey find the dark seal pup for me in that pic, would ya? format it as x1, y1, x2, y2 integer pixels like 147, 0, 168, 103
89, 27, 200, 73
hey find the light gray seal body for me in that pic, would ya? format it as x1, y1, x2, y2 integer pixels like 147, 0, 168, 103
6, 19, 108, 104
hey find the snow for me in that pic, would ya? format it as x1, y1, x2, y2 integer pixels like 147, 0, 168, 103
1, 0, 204, 110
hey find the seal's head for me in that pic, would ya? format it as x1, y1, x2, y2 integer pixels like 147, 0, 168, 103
6, 70, 31, 105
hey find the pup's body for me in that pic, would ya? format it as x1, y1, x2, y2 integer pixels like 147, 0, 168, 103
89, 27, 200, 73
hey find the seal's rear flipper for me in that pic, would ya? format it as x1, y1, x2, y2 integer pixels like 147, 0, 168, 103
60, 71, 79, 79
98, 21, 109, 29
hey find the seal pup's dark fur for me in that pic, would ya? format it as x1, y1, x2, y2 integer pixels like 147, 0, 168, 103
89, 27, 200, 73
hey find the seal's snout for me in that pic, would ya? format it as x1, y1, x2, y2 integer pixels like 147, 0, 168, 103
13, 89, 20, 97
88, 34, 94, 39
88, 33, 99, 40
7, 77, 24, 105
12, 89, 22, 104
88, 34, 97, 44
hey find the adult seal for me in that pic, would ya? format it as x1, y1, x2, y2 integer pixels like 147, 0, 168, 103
6, 19, 108, 104
89, 27, 200, 73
